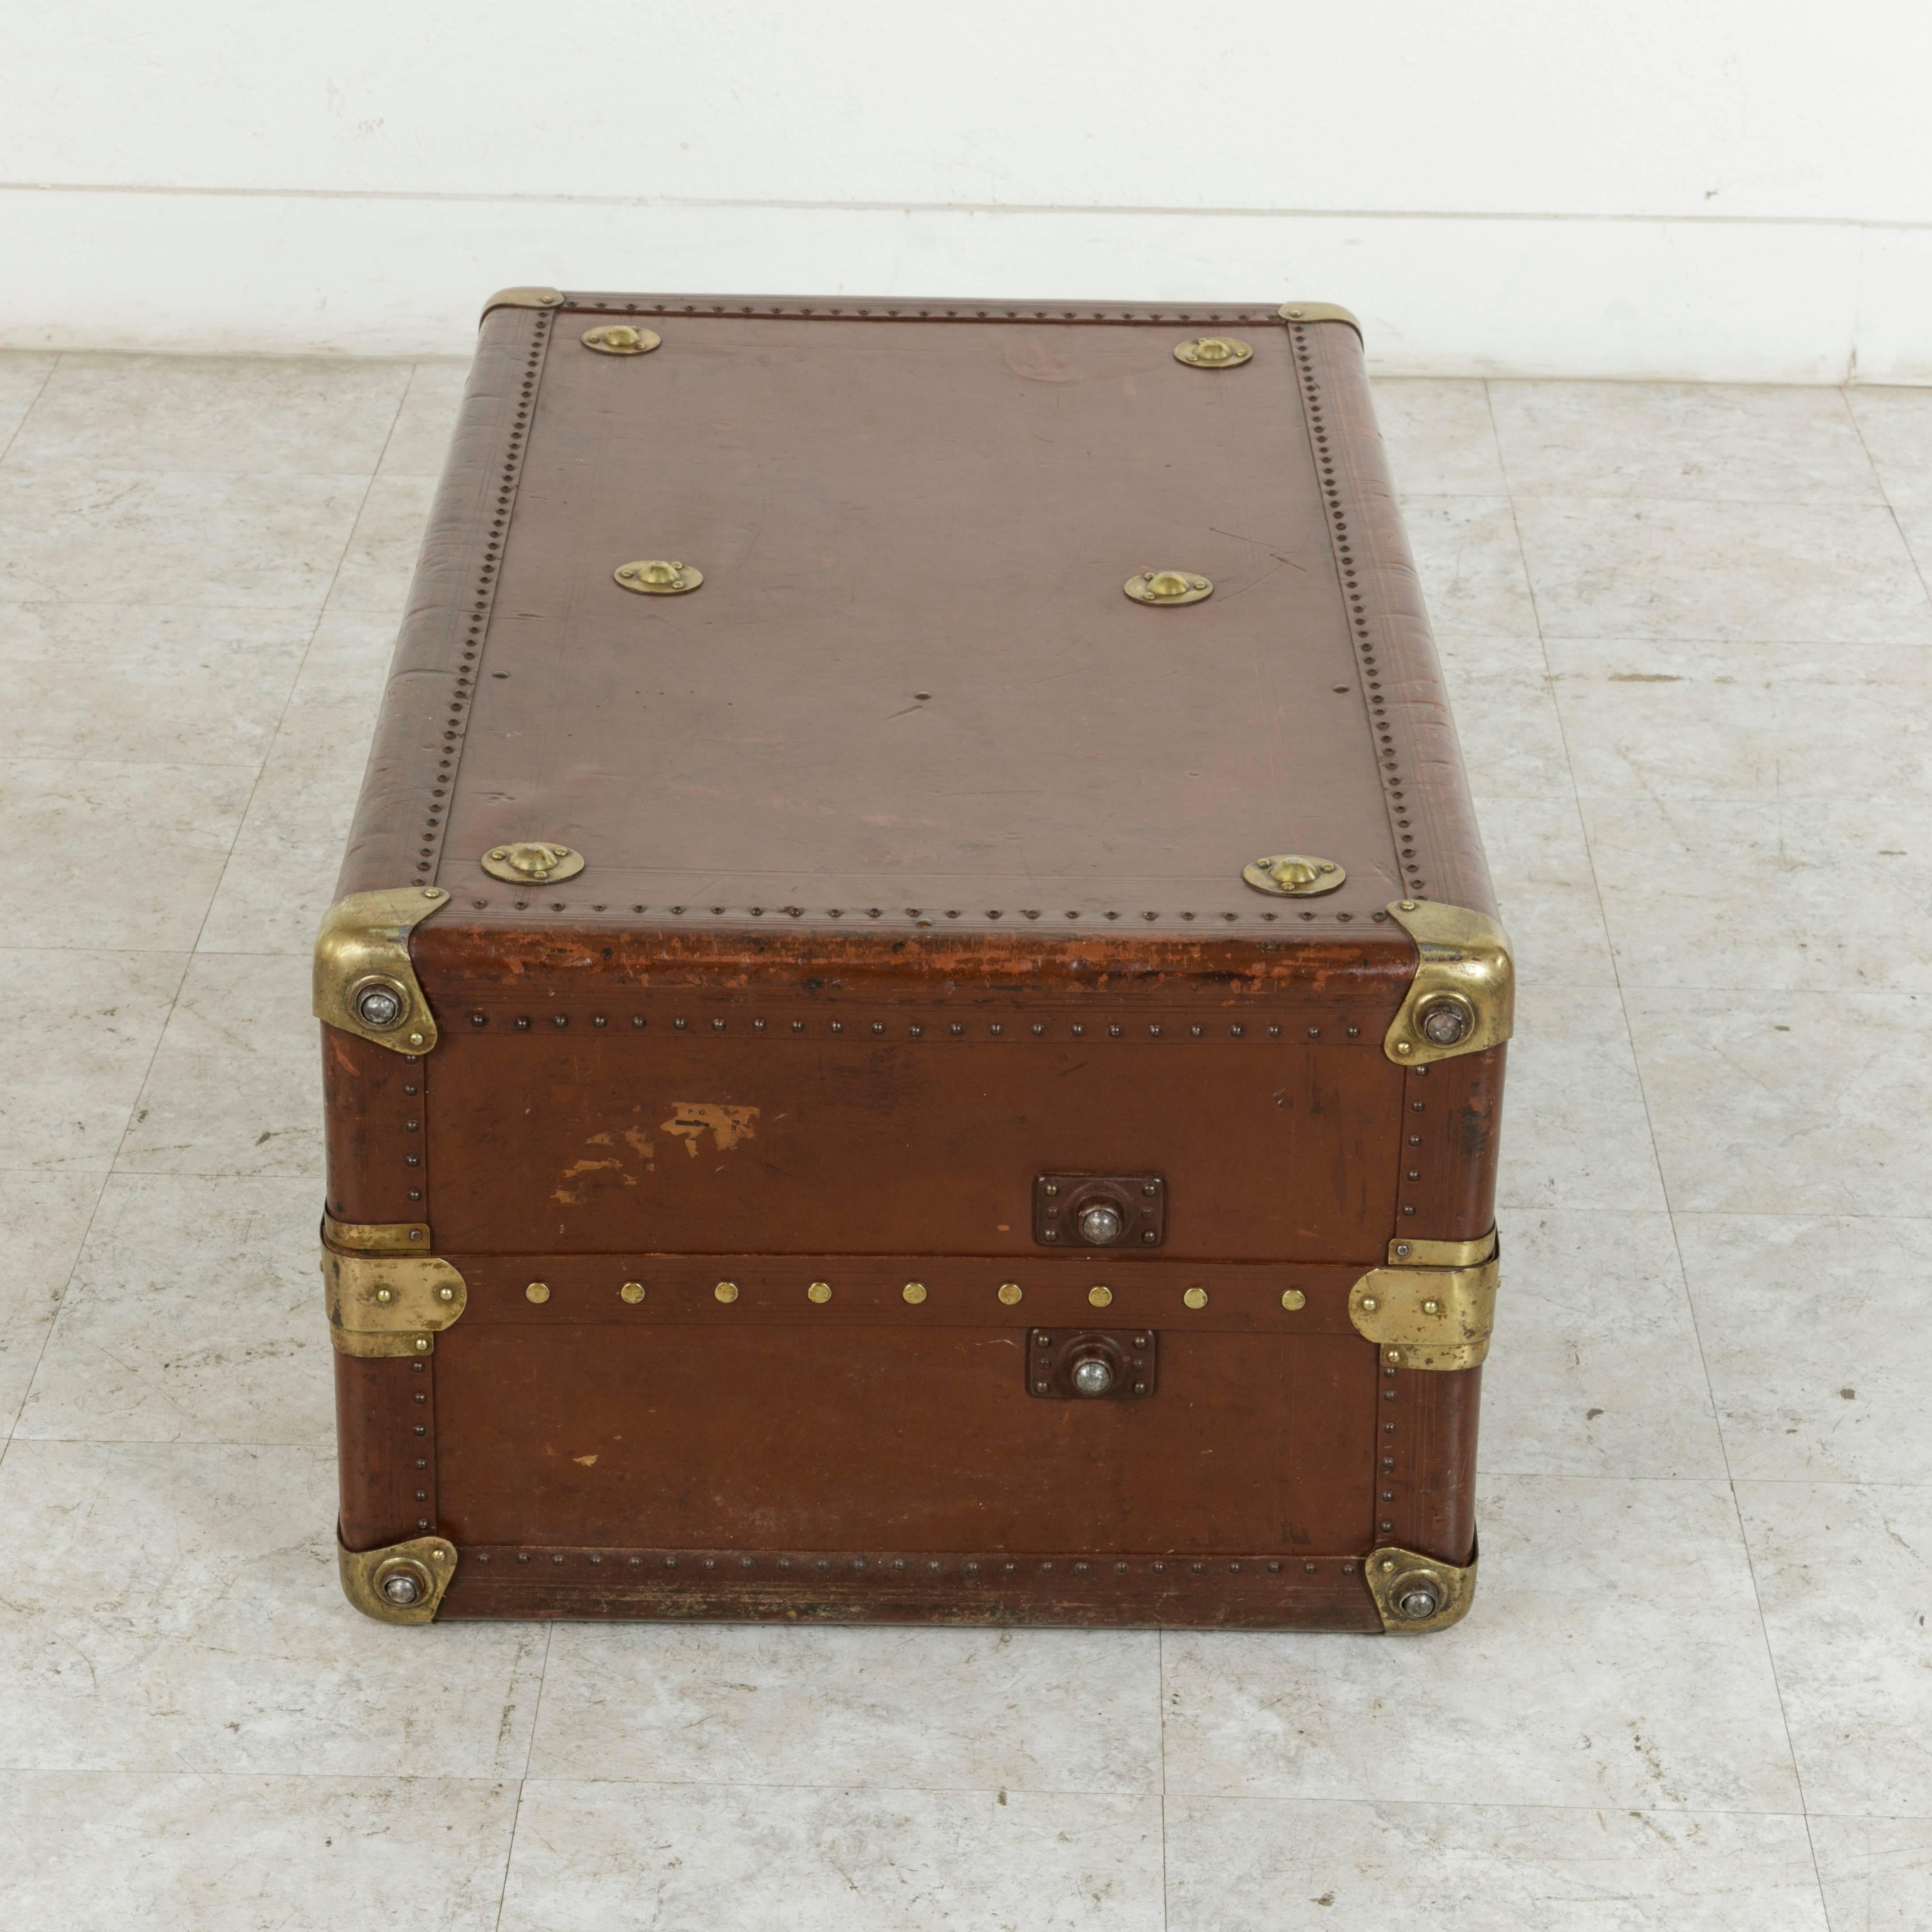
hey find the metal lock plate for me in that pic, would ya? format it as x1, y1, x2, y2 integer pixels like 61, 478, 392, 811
1027, 1328, 1157, 1401
1034, 1174, 1165, 1248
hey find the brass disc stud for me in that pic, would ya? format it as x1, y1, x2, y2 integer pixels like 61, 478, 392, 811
1125, 569, 1213, 606
582, 324, 662, 356
1242, 854, 1346, 897
998, 1282, 1023, 1306
1088, 1285, 1113, 1308
807, 1281, 832, 1304
619, 1281, 646, 1304
615, 559, 703, 595
1183, 1286, 1208, 1310
1174, 335, 1252, 368
902, 1281, 928, 1305
481, 841, 585, 885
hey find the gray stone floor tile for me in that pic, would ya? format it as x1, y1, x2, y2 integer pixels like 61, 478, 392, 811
1625, 991, 1932, 1216
1679, 1216, 1932, 1485
498, 1783, 1165, 1932
0, 1439, 546, 1775
1480, 1208, 1725, 1479
1491, 381, 1881, 502
1737, 1482, 1932, 1820
1811, 1815, 1932, 1932
1370, 378, 1506, 495
1166, 1796, 1827, 1931
0, 948, 187, 1172
0, 350, 59, 448
0, 756, 253, 951
17, 1173, 330, 1445
530, 1621, 1161, 1793
1547, 637, 1932, 801
1496, 986, 1668, 1212
1514, 498, 1932, 642
116, 953, 323, 1176
0, 1170, 102, 1433
0, 604, 314, 765
0, 1772, 518, 1932
1161, 1474, 1801, 1811
1585, 793, 1932, 993
0, 463, 368, 609
6, 353, 410, 475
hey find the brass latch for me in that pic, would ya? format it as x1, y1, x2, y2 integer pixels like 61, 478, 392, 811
322, 1247, 467, 1358
1349, 1233, 1498, 1371
1242, 853, 1346, 897
481, 841, 585, 884
1383, 900, 1514, 1066
1124, 569, 1213, 606
1174, 335, 1252, 368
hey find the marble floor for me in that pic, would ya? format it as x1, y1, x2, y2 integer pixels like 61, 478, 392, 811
0, 350, 1928, 1930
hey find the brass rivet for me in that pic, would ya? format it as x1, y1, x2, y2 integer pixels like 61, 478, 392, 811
1362, 1296, 1379, 1311
714, 1281, 739, 1304
1281, 1289, 1306, 1311
374, 1287, 394, 1304
1124, 568, 1213, 606
615, 558, 703, 595
998, 1282, 1023, 1305
437, 1286, 455, 1302
1386, 1348, 1402, 1364
808, 1281, 832, 1304
1183, 1287, 1208, 1310
620, 1281, 645, 1304
1395, 1041, 1413, 1055
1089, 1285, 1113, 1308
413, 1336, 429, 1352
902, 1282, 928, 1305
406, 1031, 425, 1048
1422, 1298, 1441, 1314
1400, 900, 1418, 911
1381, 1555, 1397, 1572
525, 1281, 551, 1304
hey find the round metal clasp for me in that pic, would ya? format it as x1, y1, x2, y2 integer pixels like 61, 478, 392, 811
1174, 335, 1252, 368
481, 841, 586, 885
615, 559, 702, 595
582, 324, 662, 356
347, 974, 410, 1030
1125, 569, 1213, 606
1241, 854, 1347, 897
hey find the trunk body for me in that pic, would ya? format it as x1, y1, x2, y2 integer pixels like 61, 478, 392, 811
318, 292, 1508, 1630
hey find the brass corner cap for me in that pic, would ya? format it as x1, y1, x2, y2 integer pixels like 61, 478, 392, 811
1277, 301, 1363, 338
480, 286, 564, 322
1365, 1539, 1476, 1634
314, 886, 449, 1055
1383, 900, 1514, 1066
338, 1532, 458, 1624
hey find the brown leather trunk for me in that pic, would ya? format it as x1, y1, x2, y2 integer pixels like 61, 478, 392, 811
315, 290, 1511, 1633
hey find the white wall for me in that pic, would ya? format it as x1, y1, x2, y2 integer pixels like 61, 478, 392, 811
4, 0, 1929, 379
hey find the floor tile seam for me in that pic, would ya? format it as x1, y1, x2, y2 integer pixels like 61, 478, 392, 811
1844, 396, 1932, 611
161, 389, 405, 978
0, 600, 338, 616
492, 1618, 552, 1932
0, 1158, 114, 1466
1483, 488, 1908, 510
0, 457, 404, 484
1529, 631, 1932, 650
1157, 1790, 1820, 1822
0, 353, 61, 467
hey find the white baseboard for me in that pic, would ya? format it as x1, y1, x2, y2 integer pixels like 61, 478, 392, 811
5, 186, 1928, 382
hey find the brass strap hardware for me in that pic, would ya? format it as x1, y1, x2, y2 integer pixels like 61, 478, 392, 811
1364, 1540, 1477, 1633
1382, 900, 1514, 1066
1277, 301, 1363, 338
1349, 1255, 1498, 1371
1241, 854, 1346, 897
1174, 335, 1252, 368
614, 559, 703, 594
313, 887, 449, 1055
479, 286, 564, 322
338, 1533, 458, 1623
323, 1214, 432, 1255
582, 323, 661, 356
480, 841, 585, 885
1388, 1229, 1497, 1268
1125, 569, 1213, 606
322, 1249, 468, 1358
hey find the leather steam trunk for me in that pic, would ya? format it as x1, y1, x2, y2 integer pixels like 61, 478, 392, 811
316, 288, 1512, 1632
